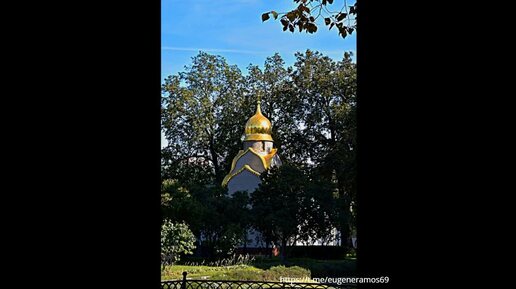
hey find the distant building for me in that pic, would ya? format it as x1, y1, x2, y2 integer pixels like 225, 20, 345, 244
222, 99, 281, 248
222, 99, 281, 194
222, 99, 341, 248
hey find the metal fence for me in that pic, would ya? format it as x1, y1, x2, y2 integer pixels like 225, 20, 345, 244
161, 272, 356, 289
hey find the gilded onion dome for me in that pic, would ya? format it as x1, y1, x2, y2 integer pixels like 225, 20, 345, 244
244, 100, 273, 141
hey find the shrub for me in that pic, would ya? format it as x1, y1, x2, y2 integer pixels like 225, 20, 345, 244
161, 220, 196, 269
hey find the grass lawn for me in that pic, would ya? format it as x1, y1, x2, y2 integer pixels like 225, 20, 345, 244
162, 264, 263, 280
162, 264, 311, 281
162, 258, 356, 281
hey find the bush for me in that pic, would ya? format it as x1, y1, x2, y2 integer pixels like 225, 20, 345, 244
161, 221, 196, 269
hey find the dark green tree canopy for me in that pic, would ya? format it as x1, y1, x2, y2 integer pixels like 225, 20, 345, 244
250, 164, 307, 259
161, 52, 247, 185
250, 164, 339, 259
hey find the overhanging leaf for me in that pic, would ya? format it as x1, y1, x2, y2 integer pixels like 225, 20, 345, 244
336, 13, 347, 21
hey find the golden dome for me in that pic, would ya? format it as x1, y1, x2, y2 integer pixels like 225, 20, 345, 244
244, 101, 273, 141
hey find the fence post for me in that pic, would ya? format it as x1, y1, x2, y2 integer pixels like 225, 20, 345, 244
181, 272, 187, 289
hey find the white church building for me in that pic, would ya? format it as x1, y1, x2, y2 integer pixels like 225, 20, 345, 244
222, 99, 341, 248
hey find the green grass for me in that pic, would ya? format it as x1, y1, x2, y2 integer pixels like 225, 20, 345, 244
162, 264, 311, 281
162, 258, 356, 281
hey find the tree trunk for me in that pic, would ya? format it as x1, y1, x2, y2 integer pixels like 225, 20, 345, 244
328, 115, 336, 145
265, 236, 271, 258
337, 178, 351, 254
280, 238, 287, 263
340, 218, 350, 251
209, 137, 220, 183
243, 231, 247, 255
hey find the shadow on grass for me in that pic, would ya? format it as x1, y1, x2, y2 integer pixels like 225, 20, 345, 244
251, 257, 357, 278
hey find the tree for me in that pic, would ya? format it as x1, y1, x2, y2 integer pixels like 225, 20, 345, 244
161, 52, 247, 185
161, 179, 204, 238
291, 50, 357, 249
262, 0, 357, 38
161, 220, 196, 270
161, 50, 358, 254
302, 171, 340, 245
244, 54, 305, 165
193, 186, 251, 258
161, 178, 252, 259
251, 164, 331, 260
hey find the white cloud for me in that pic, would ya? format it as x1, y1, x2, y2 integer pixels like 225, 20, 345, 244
161, 46, 268, 55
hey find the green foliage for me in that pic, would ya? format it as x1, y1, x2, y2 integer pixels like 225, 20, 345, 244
250, 165, 306, 257
194, 187, 251, 258
245, 54, 304, 166
250, 165, 339, 259
181, 254, 256, 267
162, 50, 357, 255
301, 174, 339, 245
252, 258, 356, 278
161, 264, 310, 281
162, 259, 356, 280
262, 0, 357, 38
161, 220, 196, 269
291, 50, 357, 249
161, 52, 247, 185
161, 179, 204, 237
162, 182, 251, 259
262, 265, 311, 280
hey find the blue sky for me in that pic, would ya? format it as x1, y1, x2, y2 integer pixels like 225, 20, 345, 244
161, 0, 356, 146
162, 0, 356, 79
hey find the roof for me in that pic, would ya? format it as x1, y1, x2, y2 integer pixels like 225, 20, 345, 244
222, 147, 277, 187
